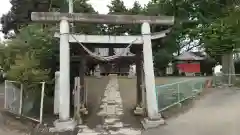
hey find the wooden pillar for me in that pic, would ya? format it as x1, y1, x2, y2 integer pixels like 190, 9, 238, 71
136, 49, 143, 106
79, 49, 86, 106
109, 47, 114, 56
134, 47, 145, 115
109, 47, 114, 74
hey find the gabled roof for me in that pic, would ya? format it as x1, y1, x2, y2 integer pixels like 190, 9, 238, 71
175, 52, 205, 61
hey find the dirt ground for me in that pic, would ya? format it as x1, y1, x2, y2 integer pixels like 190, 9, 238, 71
83, 76, 109, 128
83, 76, 207, 130
84, 76, 195, 129
0, 77, 220, 135
0, 83, 29, 135
0, 128, 25, 135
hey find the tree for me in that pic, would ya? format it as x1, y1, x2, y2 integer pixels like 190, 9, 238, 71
7, 52, 50, 83
0, 0, 102, 84
0, 24, 58, 82
127, 1, 143, 35
154, 49, 173, 74
107, 0, 129, 35
144, 0, 195, 53
1, 0, 100, 36
73, 0, 102, 34
1, 0, 53, 35
201, 7, 240, 79
202, 8, 240, 56
142, 0, 193, 70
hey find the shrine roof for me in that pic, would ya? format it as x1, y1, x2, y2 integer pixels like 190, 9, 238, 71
175, 52, 205, 61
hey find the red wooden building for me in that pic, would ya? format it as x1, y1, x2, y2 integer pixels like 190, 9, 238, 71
175, 52, 205, 76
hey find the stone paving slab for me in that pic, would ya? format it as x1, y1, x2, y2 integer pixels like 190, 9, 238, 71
76, 75, 142, 135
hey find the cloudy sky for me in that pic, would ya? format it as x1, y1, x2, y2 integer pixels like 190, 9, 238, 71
0, 0, 150, 40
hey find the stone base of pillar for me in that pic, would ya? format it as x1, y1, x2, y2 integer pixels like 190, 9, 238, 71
133, 106, 145, 116
94, 72, 102, 79
128, 75, 135, 79
95, 75, 102, 79
79, 107, 88, 115
48, 127, 79, 135
141, 115, 165, 129
52, 119, 77, 132
128, 70, 135, 78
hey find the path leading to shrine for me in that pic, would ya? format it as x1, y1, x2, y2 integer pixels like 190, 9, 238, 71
142, 87, 240, 135
0, 79, 240, 135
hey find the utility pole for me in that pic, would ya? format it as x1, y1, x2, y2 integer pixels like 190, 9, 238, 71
69, 0, 73, 13
68, 0, 74, 32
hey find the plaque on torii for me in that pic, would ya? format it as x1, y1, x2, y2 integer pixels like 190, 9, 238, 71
31, 12, 174, 130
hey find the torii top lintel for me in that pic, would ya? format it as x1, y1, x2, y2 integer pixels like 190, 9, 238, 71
31, 12, 174, 25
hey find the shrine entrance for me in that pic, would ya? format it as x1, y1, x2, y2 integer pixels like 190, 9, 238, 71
31, 12, 174, 131
54, 27, 172, 128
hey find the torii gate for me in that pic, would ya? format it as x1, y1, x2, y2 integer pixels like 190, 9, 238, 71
31, 12, 174, 130
54, 27, 171, 117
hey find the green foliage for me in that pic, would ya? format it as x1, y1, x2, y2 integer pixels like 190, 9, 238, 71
5, 0, 239, 77
154, 49, 173, 71
73, 0, 101, 34
0, 44, 15, 70
15, 24, 58, 72
7, 52, 50, 83
127, 1, 143, 35
107, 0, 129, 35
0, 24, 57, 83
1, 0, 99, 35
1, 0, 183, 71
1, 0, 52, 35
201, 8, 240, 56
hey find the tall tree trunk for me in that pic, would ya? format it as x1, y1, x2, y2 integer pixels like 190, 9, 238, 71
222, 53, 235, 85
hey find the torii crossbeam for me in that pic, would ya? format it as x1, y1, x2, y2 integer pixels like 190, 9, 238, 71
53, 29, 171, 44
31, 12, 174, 130
31, 12, 174, 25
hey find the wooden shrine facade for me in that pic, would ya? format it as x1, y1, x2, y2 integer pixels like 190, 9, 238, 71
175, 52, 205, 76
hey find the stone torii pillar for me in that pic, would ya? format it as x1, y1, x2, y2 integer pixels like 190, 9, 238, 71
59, 18, 70, 121
31, 12, 174, 130
56, 18, 77, 130
141, 23, 164, 128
